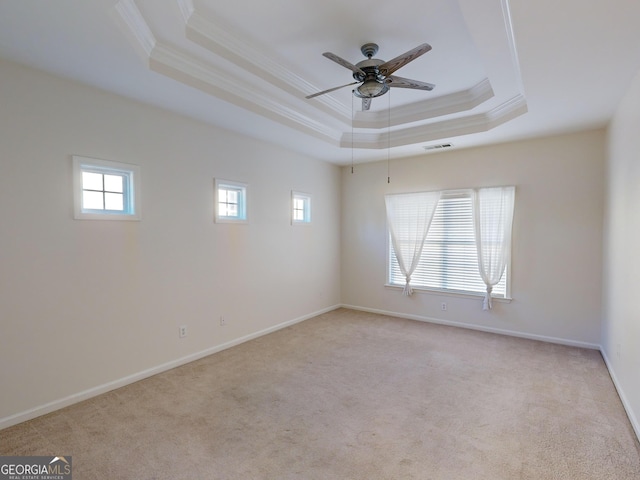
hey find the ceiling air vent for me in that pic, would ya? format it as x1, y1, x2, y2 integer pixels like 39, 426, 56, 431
423, 143, 453, 151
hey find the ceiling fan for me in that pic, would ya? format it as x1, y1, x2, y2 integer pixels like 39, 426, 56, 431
306, 42, 435, 111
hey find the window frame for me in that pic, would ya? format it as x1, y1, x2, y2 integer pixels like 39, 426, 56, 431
291, 191, 311, 225
215, 178, 248, 223
72, 156, 141, 221
386, 188, 512, 300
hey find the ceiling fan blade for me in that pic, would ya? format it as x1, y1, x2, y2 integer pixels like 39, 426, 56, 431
323, 52, 365, 76
305, 81, 359, 99
362, 98, 372, 111
379, 43, 432, 76
386, 75, 435, 91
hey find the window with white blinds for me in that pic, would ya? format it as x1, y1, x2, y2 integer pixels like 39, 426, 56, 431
388, 191, 508, 297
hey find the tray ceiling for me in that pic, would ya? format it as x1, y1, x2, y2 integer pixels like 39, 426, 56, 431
1, 0, 639, 164
116, 0, 526, 151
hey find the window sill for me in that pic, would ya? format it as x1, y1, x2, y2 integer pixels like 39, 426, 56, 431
74, 212, 140, 221
215, 217, 248, 224
384, 284, 512, 303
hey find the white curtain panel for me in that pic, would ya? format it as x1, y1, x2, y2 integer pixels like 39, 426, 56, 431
472, 186, 515, 310
385, 191, 441, 296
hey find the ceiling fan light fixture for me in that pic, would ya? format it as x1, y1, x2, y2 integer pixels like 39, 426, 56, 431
355, 79, 389, 98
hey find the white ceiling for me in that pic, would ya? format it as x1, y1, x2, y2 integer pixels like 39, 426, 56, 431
1, 0, 639, 165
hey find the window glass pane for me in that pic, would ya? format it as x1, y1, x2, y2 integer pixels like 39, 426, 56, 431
104, 174, 124, 193
83, 190, 104, 210
105, 192, 124, 211
292, 194, 310, 223
219, 203, 238, 217
293, 198, 302, 219
82, 172, 103, 191
218, 187, 243, 218
215, 181, 247, 222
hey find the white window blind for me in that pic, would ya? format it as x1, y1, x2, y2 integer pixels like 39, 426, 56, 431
389, 192, 508, 297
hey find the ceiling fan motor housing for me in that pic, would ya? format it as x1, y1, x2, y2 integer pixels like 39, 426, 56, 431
353, 57, 389, 98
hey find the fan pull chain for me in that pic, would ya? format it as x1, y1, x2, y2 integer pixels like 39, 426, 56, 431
387, 88, 391, 184
351, 91, 355, 174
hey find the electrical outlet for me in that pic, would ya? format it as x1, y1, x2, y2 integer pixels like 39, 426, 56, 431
441, 302, 447, 311
220, 315, 226, 326
179, 325, 187, 338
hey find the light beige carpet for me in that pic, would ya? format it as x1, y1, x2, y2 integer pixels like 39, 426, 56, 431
2, 308, 639, 479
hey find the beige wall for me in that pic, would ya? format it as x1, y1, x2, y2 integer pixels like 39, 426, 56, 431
341, 130, 605, 346
1, 55, 628, 434
0, 60, 342, 426
602, 67, 640, 438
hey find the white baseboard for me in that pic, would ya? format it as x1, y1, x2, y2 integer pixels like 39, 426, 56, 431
0, 304, 341, 431
600, 348, 640, 443
341, 304, 601, 349
7, 303, 636, 447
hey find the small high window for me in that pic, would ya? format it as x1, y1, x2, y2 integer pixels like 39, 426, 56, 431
215, 179, 247, 223
73, 156, 141, 220
292, 191, 311, 225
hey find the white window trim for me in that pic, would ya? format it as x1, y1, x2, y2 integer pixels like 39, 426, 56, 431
215, 178, 248, 223
385, 188, 513, 301
383, 280, 513, 303
72, 155, 141, 221
291, 191, 311, 225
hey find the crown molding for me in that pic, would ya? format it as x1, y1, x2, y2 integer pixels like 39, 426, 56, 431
499, 0, 525, 93
113, 0, 155, 57
114, 1, 341, 143
149, 44, 340, 143
184, 9, 350, 119
342, 94, 528, 149
113, 0, 527, 152
176, 0, 195, 23
353, 78, 494, 129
